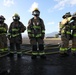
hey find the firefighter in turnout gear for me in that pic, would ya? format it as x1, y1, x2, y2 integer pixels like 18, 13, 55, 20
8, 13, 26, 57
27, 8, 46, 59
0, 15, 8, 53
59, 12, 72, 56
69, 12, 76, 55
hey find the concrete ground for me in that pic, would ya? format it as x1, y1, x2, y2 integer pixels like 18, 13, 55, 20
0, 44, 76, 75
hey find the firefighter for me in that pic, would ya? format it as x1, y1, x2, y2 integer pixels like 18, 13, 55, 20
59, 12, 72, 56
27, 8, 46, 59
70, 12, 76, 55
0, 15, 8, 53
8, 13, 26, 57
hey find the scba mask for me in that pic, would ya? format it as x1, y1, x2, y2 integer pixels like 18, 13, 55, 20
13, 16, 20, 21
32, 10, 40, 17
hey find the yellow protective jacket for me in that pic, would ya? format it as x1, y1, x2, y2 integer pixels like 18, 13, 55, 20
59, 17, 72, 35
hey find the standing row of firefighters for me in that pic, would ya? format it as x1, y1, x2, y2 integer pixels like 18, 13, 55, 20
59, 12, 76, 56
0, 8, 46, 59
0, 8, 76, 59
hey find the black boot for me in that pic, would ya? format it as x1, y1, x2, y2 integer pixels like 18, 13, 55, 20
31, 55, 37, 59
31, 45, 37, 59
39, 44, 46, 59
17, 54, 22, 58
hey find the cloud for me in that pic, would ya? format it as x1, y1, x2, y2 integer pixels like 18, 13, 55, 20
54, 0, 76, 9
49, 0, 76, 12
3, 0, 14, 7
47, 21, 55, 25
29, 2, 39, 13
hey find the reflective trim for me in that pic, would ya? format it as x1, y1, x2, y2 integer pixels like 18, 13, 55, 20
27, 30, 31, 32
10, 51, 15, 53
60, 48, 68, 51
0, 49, 4, 52
4, 48, 8, 51
32, 52, 38, 55
12, 33, 20, 37
39, 52, 45, 55
17, 52, 22, 54
73, 34, 76, 36
71, 48, 76, 51
36, 34, 41, 37
0, 27, 6, 31
12, 29, 19, 31
31, 34, 41, 37
42, 30, 45, 33
31, 34, 34, 37
72, 26, 76, 29
61, 30, 65, 33
33, 26, 41, 29
66, 31, 71, 34
8, 33, 10, 35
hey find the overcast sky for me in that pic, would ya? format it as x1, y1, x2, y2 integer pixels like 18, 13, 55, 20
0, 0, 76, 35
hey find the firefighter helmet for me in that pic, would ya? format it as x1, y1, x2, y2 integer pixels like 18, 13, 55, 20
32, 8, 40, 16
73, 12, 76, 17
0, 15, 5, 23
0, 15, 5, 20
12, 13, 20, 21
62, 12, 71, 19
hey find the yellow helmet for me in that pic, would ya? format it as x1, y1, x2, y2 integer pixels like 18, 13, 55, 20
32, 8, 40, 16
33, 8, 39, 11
12, 13, 20, 21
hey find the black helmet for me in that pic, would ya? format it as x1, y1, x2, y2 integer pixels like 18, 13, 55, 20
73, 12, 76, 17
65, 12, 71, 17
62, 15, 66, 19
0, 15, 5, 23
12, 13, 20, 21
72, 12, 76, 20
32, 8, 40, 16
62, 12, 71, 19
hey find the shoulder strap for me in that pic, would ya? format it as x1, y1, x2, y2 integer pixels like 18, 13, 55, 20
30, 17, 42, 25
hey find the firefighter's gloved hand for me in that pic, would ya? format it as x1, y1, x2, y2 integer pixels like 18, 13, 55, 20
41, 34, 45, 39
58, 31, 61, 35
0, 30, 3, 33
66, 34, 71, 40
69, 34, 73, 40
28, 34, 34, 38
0, 29, 5, 33
8, 35, 11, 40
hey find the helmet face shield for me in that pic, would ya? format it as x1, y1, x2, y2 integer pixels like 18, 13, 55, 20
13, 16, 20, 21
13, 16, 19, 20
0, 19, 4, 23
32, 10, 40, 16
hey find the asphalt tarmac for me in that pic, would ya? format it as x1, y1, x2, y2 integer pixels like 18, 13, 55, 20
0, 45, 76, 75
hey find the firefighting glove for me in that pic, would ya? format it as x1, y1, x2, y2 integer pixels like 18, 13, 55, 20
0, 29, 5, 33
58, 31, 61, 35
66, 34, 71, 40
8, 35, 11, 40
69, 34, 73, 40
41, 34, 45, 39
28, 34, 33, 38
0, 30, 3, 33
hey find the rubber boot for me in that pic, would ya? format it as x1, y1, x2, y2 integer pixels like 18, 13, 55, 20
39, 44, 46, 59
31, 45, 37, 59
